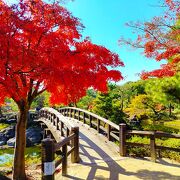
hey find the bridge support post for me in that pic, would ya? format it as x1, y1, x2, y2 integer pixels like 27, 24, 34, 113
42, 138, 55, 180
89, 115, 92, 128
119, 123, 126, 156
150, 132, 156, 162
44, 129, 51, 139
83, 112, 86, 124
97, 119, 100, 133
71, 127, 80, 163
62, 144, 68, 175
107, 125, 111, 141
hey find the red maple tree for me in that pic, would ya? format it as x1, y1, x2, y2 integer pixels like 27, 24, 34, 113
0, 0, 124, 179
119, 0, 180, 79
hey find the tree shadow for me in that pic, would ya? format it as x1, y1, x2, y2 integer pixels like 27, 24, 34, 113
69, 132, 133, 180
63, 130, 180, 180
62, 119, 180, 180
137, 157, 180, 168
157, 158, 180, 168
136, 170, 180, 180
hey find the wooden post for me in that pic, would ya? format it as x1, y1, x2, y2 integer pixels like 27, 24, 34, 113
44, 129, 51, 139
53, 115, 56, 126
42, 138, 55, 180
60, 122, 64, 137
74, 110, 76, 119
107, 124, 111, 141
56, 118, 59, 130
150, 132, 156, 162
68, 109, 70, 117
83, 112, 86, 124
89, 115, 92, 128
62, 144, 67, 176
71, 127, 80, 163
51, 113, 53, 123
78, 111, 80, 121
97, 119, 100, 133
66, 128, 69, 137
119, 123, 126, 156
70, 109, 72, 118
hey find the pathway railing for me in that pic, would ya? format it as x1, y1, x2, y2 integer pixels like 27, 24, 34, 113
38, 108, 79, 179
125, 128, 180, 162
59, 107, 180, 162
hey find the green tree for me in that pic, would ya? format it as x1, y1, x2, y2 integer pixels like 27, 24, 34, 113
31, 91, 50, 110
145, 74, 180, 116
115, 80, 146, 110
92, 84, 126, 124
77, 89, 96, 110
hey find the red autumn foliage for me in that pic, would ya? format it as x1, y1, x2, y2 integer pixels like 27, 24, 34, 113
0, 0, 124, 106
119, 0, 180, 79
0, 0, 124, 179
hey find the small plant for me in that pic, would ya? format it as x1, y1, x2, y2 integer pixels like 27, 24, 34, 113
0, 123, 9, 131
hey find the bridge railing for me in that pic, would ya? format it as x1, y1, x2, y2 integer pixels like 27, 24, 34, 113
125, 128, 180, 162
58, 107, 120, 141
59, 107, 180, 162
38, 108, 79, 179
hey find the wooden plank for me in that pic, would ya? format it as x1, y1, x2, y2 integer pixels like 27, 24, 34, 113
156, 145, 180, 152
127, 130, 154, 136
55, 133, 76, 151
110, 132, 119, 141
155, 132, 180, 139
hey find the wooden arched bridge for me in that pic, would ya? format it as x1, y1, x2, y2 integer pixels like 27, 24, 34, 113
37, 107, 180, 180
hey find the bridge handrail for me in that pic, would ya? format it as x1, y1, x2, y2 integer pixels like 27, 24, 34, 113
59, 107, 180, 163
39, 107, 77, 131
41, 126, 79, 179
38, 107, 80, 179
59, 107, 119, 130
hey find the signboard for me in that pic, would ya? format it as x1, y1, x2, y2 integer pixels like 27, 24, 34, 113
44, 161, 55, 176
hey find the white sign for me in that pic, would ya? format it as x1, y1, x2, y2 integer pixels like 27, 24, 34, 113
44, 161, 55, 176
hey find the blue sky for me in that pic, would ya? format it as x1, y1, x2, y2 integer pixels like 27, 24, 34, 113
7, 0, 165, 84
64, 0, 165, 84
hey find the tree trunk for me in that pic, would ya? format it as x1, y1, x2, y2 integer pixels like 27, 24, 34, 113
13, 107, 28, 180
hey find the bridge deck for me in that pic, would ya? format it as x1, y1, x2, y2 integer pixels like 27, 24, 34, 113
56, 118, 180, 180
